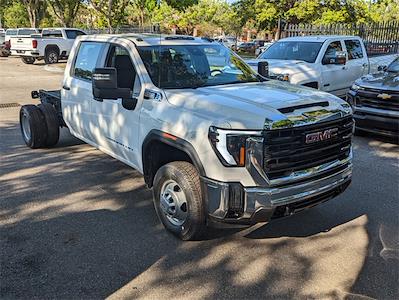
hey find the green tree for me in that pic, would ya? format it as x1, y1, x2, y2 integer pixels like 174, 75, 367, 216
3, 1, 30, 27
47, 0, 81, 27
89, 0, 129, 31
20, 0, 47, 27
130, 0, 157, 27
164, 0, 198, 11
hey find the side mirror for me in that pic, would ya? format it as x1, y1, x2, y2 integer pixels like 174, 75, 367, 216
258, 61, 269, 77
377, 65, 387, 72
335, 51, 347, 65
92, 68, 131, 100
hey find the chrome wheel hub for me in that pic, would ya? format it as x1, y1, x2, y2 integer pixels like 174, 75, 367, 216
160, 180, 188, 226
48, 53, 57, 63
21, 112, 31, 141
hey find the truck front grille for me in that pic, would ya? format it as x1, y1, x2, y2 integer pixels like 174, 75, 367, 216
263, 116, 353, 180
356, 89, 399, 111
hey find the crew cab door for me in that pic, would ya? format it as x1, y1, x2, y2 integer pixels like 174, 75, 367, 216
62, 41, 105, 140
90, 43, 143, 169
320, 40, 350, 97
343, 38, 368, 82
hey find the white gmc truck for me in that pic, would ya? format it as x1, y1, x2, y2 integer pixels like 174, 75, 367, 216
10, 28, 86, 64
247, 35, 398, 98
20, 34, 353, 240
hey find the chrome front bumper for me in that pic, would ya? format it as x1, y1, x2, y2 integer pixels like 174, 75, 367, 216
203, 157, 352, 225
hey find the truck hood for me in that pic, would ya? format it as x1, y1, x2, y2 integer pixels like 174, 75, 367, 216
246, 58, 314, 76
355, 72, 399, 92
164, 81, 350, 130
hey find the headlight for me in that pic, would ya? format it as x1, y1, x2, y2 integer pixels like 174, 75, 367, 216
350, 83, 363, 91
208, 127, 262, 166
277, 74, 290, 81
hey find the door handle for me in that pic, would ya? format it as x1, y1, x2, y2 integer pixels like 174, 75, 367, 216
362, 63, 368, 68
62, 85, 70, 91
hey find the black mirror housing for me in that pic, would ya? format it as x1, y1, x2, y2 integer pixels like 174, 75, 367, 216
92, 68, 131, 100
258, 61, 269, 77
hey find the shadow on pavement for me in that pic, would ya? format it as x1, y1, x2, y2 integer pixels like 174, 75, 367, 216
0, 121, 398, 299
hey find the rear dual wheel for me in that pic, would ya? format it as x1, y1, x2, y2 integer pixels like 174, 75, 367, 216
20, 104, 59, 148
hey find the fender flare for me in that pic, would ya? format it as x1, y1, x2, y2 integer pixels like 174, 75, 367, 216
45, 44, 60, 54
142, 129, 206, 186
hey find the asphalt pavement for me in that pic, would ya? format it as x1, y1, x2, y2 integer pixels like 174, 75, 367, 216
0, 57, 398, 299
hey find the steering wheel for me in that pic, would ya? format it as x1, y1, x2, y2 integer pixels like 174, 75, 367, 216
210, 69, 223, 76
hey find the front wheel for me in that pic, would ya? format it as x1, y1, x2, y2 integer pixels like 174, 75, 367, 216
21, 56, 35, 64
153, 161, 206, 240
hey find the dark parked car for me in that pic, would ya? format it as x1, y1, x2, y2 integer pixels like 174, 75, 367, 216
347, 57, 399, 139
236, 42, 256, 54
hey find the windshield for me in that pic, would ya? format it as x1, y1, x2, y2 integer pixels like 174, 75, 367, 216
387, 58, 399, 73
259, 41, 323, 63
137, 44, 259, 89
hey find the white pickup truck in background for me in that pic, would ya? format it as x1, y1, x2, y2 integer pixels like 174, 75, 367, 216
247, 35, 398, 98
10, 28, 86, 64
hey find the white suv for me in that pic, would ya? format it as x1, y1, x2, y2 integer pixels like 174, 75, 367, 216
20, 34, 353, 240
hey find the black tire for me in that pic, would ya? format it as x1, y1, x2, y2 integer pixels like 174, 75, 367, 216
19, 105, 47, 149
38, 103, 60, 147
21, 56, 35, 64
153, 161, 206, 241
44, 48, 59, 64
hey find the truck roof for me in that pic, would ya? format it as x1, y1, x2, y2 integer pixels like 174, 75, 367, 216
81, 33, 214, 46
280, 35, 361, 42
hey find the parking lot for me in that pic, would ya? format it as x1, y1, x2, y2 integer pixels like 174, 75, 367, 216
0, 56, 398, 299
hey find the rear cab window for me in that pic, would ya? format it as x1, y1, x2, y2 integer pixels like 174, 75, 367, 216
65, 30, 86, 39
344, 39, 364, 60
72, 41, 104, 81
18, 29, 37, 35
42, 30, 63, 38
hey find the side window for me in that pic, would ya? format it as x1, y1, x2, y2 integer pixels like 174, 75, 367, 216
344, 39, 364, 60
73, 42, 104, 81
322, 41, 342, 64
105, 45, 141, 96
42, 30, 62, 38
65, 30, 86, 39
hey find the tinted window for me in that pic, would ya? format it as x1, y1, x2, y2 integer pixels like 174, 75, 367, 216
105, 45, 141, 95
6, 29, 17, 36
42, 30, 62, 38
387, 58, 399, 73
65, 30, 86, 39
73, 42, 104, 80
345, 39, 363, 60
322, 41, 342, 64
18, 29, 37, 35
138, 44, 259, 89
260, 41, 323, 63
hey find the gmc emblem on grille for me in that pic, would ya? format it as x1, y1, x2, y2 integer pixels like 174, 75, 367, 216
305, 128, 338, 144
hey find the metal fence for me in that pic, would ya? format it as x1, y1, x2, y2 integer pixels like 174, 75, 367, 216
282, 21, 399, 56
